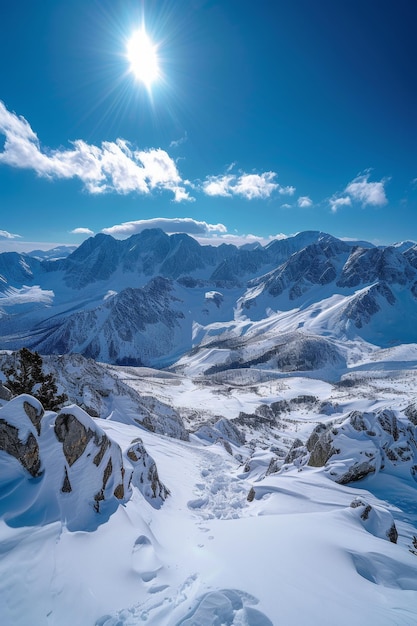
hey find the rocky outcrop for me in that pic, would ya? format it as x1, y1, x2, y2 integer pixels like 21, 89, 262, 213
0, 395, 43, 477
0, 382, 12, 401
194, 417, 245, 447
127, 438, 169, 508
296, 408, 417, 484
35, 353, 189, 441
0, 395, 168, 530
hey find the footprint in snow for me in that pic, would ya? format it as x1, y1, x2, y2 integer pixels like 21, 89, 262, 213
132, 535, 162, 582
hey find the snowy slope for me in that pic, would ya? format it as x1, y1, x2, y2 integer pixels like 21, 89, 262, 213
1, 351, 417, 624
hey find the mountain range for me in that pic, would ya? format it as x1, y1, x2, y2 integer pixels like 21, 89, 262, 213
1, 229, 416, 376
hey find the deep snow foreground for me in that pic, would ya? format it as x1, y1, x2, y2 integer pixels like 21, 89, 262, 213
2, 364, 417, 624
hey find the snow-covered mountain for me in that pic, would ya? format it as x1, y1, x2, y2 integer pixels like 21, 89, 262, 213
0, 228, 417, 372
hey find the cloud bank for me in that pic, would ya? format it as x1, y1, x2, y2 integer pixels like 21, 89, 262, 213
102, 217, 227, 238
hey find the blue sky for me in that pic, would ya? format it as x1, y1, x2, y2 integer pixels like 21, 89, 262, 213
0, 0, 416, 251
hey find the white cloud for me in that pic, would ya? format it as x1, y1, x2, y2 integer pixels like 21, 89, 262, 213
0, 101, 191, 201
70, 227, 95, 236
202, 171, 281, 200
345, 173, 388, 207
102, 217, 227, 238
202, 174, 235, 197
0, 229, 21, 239
233, 172, 279, 199
279, 185, 296, 196
329, 196, 352, 213
329, 172, 389, 213
0, 102, 299, 206
297, 196, 313, 208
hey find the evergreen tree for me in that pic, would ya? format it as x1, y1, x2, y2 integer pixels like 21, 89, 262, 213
3, 348, 67, 411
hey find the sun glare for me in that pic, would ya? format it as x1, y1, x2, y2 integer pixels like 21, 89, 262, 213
127, 28, 160, 88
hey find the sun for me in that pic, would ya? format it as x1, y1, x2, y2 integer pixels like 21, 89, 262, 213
126, 28, 160, 88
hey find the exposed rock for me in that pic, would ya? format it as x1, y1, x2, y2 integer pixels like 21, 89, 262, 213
306, 423, 328, 452
284, 438, 306, 465
61, 467, 72, 493
0, 419, 41, 477
377, 410, 399, 441
0, 397, 172, 530
23, 399, 44, 436
247, 487, 256, 502
0, 395, 43, 477
194, 417, 245, 447
0, 382, 12, 401
38, 353, 189, 441
349, 497, 398, 543
54, 412, 95, 466
127, 438, 169, 508
335, 461, 376, 485
405, 403, 417, 426
295, 408, 417, 485
306, 423, 335, 466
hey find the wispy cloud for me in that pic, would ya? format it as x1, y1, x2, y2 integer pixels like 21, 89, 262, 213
169, 132, 187, 148
0, 229, 21, 240
102, 217, 227, 238
0, 101, 192, 202
70, 227, 95, 236
202, 171, 291, 200
297, 196, 313, 208
345, 172, 388, 207
329, 196, 351, 213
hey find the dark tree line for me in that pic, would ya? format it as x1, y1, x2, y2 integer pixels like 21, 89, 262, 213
3, 348, 67, 411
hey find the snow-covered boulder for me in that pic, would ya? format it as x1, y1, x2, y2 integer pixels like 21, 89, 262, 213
298, 409, 417, 484
0, 395, 168, 530
194, 417, 245, 448
0, 395, 43, 478
349, 497, 398, 543
126, 438, 170, 508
